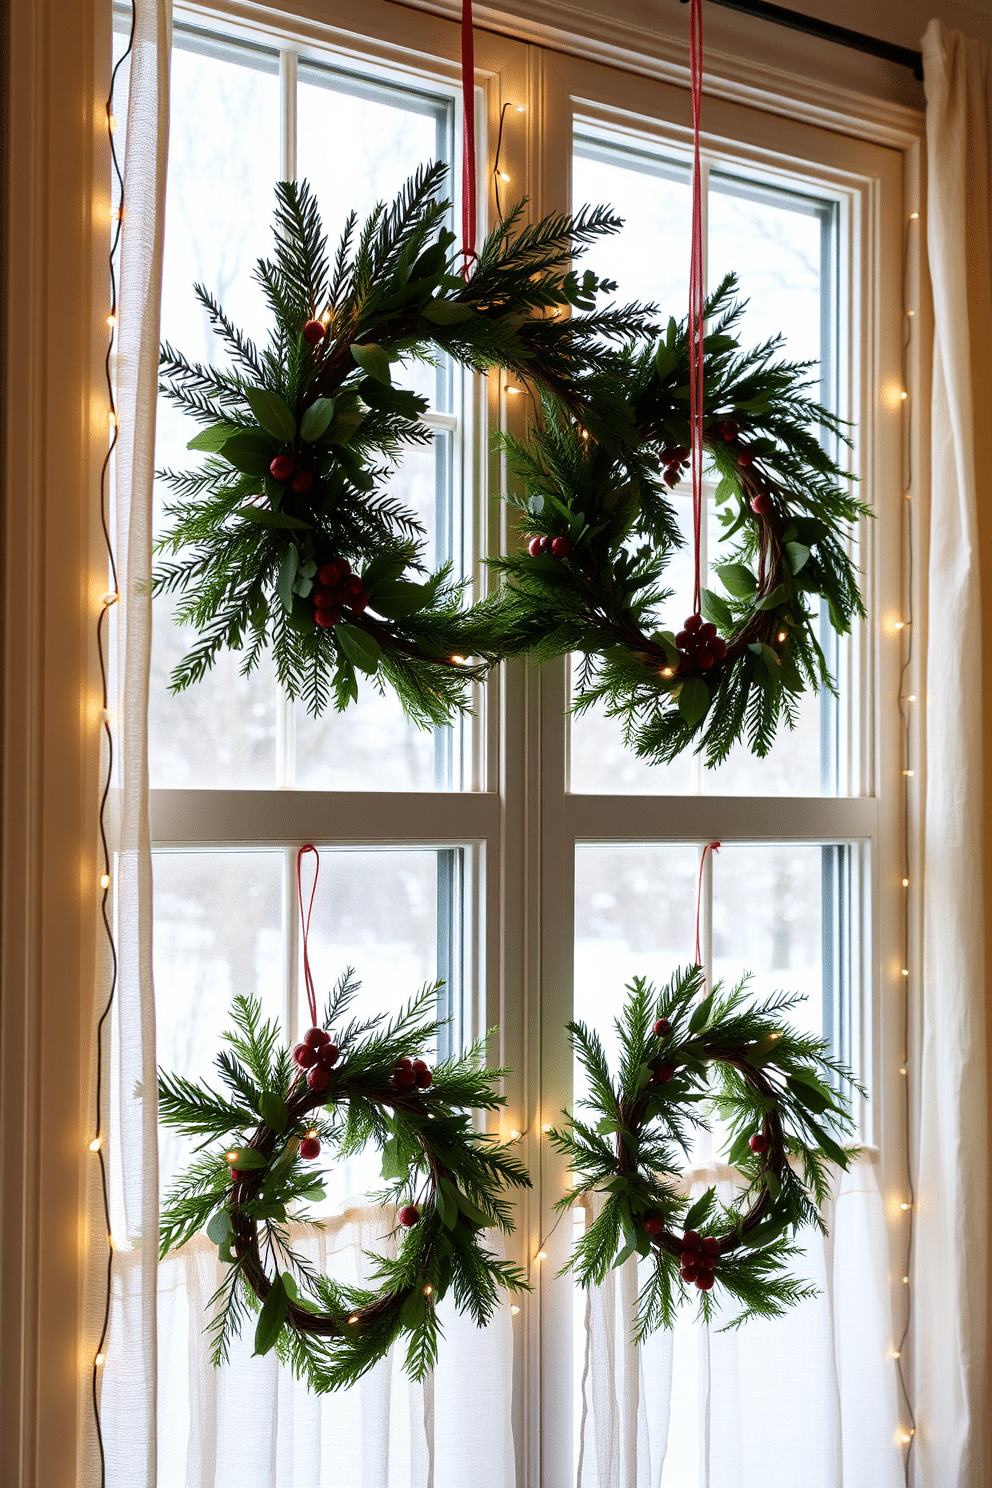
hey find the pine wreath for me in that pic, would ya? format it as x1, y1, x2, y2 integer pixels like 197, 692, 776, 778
492, 276, 869, 766
550, 966, 859, 1333
158, 974, 530, 1390
154, 165, 652, 727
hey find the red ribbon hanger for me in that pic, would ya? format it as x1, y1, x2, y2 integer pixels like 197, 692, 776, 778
460, 0, 477, 279
297, 843, 320, 1030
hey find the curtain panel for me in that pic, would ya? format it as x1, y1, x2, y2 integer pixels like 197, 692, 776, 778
919, 20, 992, 1488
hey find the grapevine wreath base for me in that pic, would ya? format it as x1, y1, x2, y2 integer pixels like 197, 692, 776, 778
159, 974, 529, 1390
552, 966, 860, 1335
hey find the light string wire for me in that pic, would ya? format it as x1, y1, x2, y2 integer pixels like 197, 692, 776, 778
90, 5, 135, 1483
895, 207, 919, 1478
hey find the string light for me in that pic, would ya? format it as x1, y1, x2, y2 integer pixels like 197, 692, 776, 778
347, 1314, 360, 1325
777, 630, 787, 642
93, 11, 134, 1472
498, 171, 510, 183
901, 1202, 912, 1211
661, 666, 674, 678
541, 1124, 552, 1134
100, 873, 110, 890
510, 1304, 520, 1315
535, 1250, 547, 1262
902, 878, 910, 888
504, 384, 521, 396
423, 1284, 433, 1296
509, 1129, 521, 1141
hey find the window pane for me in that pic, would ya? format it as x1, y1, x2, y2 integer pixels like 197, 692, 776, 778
153, 850, 283, 1192
706, 175, 839, 796
150, 36, 282, 788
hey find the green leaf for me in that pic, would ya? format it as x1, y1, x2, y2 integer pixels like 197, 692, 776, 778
224, 1147, 268, 1170
276, 545, 299, 615
223, 431, 277, 476
370, 580, 431, 619
238, 506, 311, 531
259, 1091, 288, 1133
351, 343, 392, 384
787, 1077, 832, 1115
677, 676, 710, 727
756, 584, 787, 611
742, 1219, 788, 1248
804, 1121, 850, 1167
653, 342, 678, 379
785, 542, 811, 575
298, 1184, 326, 1203
688, 990, 714, 1034
716, 563, 757, 598
714, 475, 738, 505
187, 422, 240, 452
336, 624, 383, 675
321, 406, 366, 446
206, 1210, 232, 1246
253, 1274, 288, 1356
436, 1181, 458, 1230
613, 1240, 638, 1268
300, 397, 336, 442
700, 587, 733, 628
421, 299, 475, 325
245, 387, 296, 443
381, 1136, 407, 1182
683, 1186, 716, 1231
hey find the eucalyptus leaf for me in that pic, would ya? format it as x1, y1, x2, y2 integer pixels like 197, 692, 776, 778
421, 299, 475, 325
253, 1274, 288, 1356
350, 343, 392, 384
300, 397, 336, 442
206, 1210, 232, 1246
276, 545, 299, 615
716, 563, 757, 599
336, 623, 383, 675
245, 387, 296, 443
700, 587, 733, 629
187, 422, 240, 452
677, 675, 710, 727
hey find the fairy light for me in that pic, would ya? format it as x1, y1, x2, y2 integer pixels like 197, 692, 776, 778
895, 204, 920, 1476
510, 1304, 520, 1315
93, 15, 134, 1475
541, 1124, 552, 1134
225, 1151, 238, 1163
777, 630, 787, 642
509, 1129, 521, 1141
535, 1250, 547, 1262
498, 171, 510, 183
504, 384, 521, 396
347, 1314, 360, 1325
306, 1128, 317, 1140
661, 667, 674, 678
423, 1284, 433, 1296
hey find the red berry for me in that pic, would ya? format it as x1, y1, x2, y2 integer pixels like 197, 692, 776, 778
317, 562, 342, 588
643, 1213, 666, 1236
675, 630, 690, 651
551, 536, 571, 559
684, 613, 703, 634
292, 1042, 317, 1068
307, 1064, 330, 1092
664, 468, 680, 488
314, 586, 337, 607
700, 1236, 720, 1258
399, 1205, 420, 1227
303, 319, 326, 345
538, 536, 553, 555
738, 448, 755, 467
721, 421, 738, 442
654, 1018, 671, 1037
654, 1064, 676, 1083
345, 573, 363, 595
269, 455, 294, 481
290, 469, 313, 493
699, 622, 717, 642
393, 1067, 416, 1089
299, 1136, 321, 1160
696, 1274, 715, 1291
750, 491, 773, 515
395, 1058, 413, 1071
709, 636, 728, 661
315, 609, 340, 628
352, 592, 369, 612
749, 1132, 768, 1155
680, 1265, 698, 1283
683, 1231, 701, 1250
338, 558, 351, 575
305, 1027, 330, 1049
696, 649, 715, 672
316, 1043, 340, 1068
412, 1059, 432, 1089
528, 536, 544, 557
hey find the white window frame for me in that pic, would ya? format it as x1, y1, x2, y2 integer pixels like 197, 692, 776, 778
149, 7, 918, 1487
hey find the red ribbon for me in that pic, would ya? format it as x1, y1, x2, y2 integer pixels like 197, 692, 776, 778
460, 0, 477, 279
688, 0, 705, 615
297, 844, 320, 1030
694, 841, 720, 969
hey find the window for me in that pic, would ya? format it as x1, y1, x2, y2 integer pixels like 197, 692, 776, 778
144, 7, 905, 1485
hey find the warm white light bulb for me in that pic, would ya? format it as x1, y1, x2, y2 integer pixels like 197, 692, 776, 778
504, 385, 521, 396
901, 1202, 911, 1211
106, 313, 117, 328
348, 1314, 360, 1324
541, 1124, 552, 1134
510, 1304, 520, 1315
423, 1284, 433, 1296
535, 1250, 547, 1262
498, 171, 510, 183
89, 1137, 102, 1152
100, 873, 110, 889
95, 1352, 105, 1365
902, 878, 910, 887
509, 1130, 521, 1141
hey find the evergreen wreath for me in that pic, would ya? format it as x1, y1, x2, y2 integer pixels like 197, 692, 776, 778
492, 276, 869, 766
158, 975, 530, 1390
550, 966, 860, 1334
154, 165, 653, 727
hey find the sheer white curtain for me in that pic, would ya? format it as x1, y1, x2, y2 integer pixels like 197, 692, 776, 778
578, 1153, 901, 1488
919, 22, 991, 1488
99, 2, 171, 1485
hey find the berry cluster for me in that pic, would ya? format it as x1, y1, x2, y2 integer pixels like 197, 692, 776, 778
679, 1230, 720, 1291
391, 1056, 433, 1093
292, 1027, 340, 1093
646, 1016, 674, 1085
269, 453, 314, 495
311, 558, 369, 629
527, 534, 572, 560
674, 613, 729, 673
660, 445, 690, 488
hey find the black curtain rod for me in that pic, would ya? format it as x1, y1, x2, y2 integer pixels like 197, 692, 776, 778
680, 0, 924, 80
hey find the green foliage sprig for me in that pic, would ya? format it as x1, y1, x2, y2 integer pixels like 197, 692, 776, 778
155, 167, 654, 725
492, 276, 869, 766
158, 974, 530, 1391
551, 967, 860, 1335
